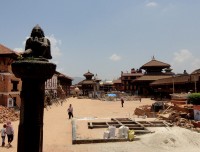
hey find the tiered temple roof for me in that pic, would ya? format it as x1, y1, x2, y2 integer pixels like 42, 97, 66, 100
140, 57, 170, 69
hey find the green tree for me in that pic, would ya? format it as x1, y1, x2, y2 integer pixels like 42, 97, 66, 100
188, 93, 200, 105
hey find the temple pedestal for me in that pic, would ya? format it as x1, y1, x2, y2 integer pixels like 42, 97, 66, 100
12, 60, 56, 152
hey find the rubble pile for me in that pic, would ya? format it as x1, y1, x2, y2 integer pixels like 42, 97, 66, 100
134, 102, 200, 132
0, 106, 19, 123
157, 104, 200, 132
134, 105, 156, 117
162, 112, 200, 132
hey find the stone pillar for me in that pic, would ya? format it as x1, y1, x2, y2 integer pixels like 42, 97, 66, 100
12, 60, 56, 152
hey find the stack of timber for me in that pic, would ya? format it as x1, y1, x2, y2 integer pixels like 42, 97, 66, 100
88, 118, 171, 135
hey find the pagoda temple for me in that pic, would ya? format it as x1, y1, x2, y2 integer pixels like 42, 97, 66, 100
78, 71, 101, 96
132, 57, 173, 96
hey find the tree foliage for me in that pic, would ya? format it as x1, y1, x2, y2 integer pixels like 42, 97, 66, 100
188, 93, 200, 105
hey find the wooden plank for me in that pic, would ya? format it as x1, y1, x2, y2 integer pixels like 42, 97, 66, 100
136, 121, 167, 127
113, 118, 131, 122
133, 121, 148, 131
91, 122, 107, 125
146, 121, 154, 126
73, 138, 129, 144
111, 118, 123, 126
138, 121, 165, 127
120, 121, 138, 125
128, 127, 145, 130
122, 124, 142, 127
106, 122, 110, 127
134, 130, 154, 134
90, 125, 109, 128
154, 105, 172, 120
107, 122, 120, 125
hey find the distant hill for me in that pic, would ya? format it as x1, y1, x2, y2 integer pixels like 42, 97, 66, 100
72, 77, 84, 85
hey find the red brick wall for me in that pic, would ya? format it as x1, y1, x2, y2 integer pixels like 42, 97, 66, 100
0, 57, 22, 107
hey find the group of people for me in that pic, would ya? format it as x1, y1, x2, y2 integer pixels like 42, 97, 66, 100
1, 121, 14, 147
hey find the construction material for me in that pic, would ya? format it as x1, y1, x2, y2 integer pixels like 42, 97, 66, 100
103, 130, 110, 139
128, 130, 135, 141
0, 106, 19, 123
108, 126, 116, 138
88, 118, 169, 134
73, 118, 170, 144
118, 125, 129, 138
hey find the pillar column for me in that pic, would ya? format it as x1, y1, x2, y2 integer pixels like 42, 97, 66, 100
12, 60, 56, 152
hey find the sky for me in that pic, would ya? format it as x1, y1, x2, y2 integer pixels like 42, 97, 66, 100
1, 0, 200, 80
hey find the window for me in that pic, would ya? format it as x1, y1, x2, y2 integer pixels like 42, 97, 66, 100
11, 80, 19, 91
7, 98, 13, 107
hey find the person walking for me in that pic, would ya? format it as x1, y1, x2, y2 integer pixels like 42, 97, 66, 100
6, 121, 14, 147
1, 124, 6, 147
121, 97, 124, 107
67, 104, 73, 119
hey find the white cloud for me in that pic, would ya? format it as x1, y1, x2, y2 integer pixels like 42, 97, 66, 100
46, 35, 64, 73
56, 67, 64, 73
109, 54, 121, 61
46, 35, 62, 57
173, 49, 192, 63
172, 49, 200, 74
146, 2, 158, 7
13, 48, 24, 53
162, 3, 175, 12
191, 58, 200, 70
52, 60, 59, 65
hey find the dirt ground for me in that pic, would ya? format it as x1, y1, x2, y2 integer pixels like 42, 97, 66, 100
1, 97, 200, 152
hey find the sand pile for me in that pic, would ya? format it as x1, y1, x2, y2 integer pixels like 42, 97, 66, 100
138, 127, 200, 152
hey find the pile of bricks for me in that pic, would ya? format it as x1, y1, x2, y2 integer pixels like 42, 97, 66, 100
164, 112, 200, 132
0, 105, 19, 123
157, 104, 200, 132
134, 102, 200, 132
134, 105, 156, 118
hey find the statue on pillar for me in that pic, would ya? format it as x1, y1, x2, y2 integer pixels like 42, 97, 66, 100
22, 25, 52, 60
12, 25, 56, 152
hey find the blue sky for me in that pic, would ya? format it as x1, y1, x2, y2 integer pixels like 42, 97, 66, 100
1, 0, 200, 80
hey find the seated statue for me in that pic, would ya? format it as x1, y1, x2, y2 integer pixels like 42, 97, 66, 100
22, 25, 52, 59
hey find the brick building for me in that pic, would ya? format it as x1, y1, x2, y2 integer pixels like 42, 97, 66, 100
56, 71, 73, 96
45, 74, 58, 98
113, 78, 123, 91
150, 69, 200, 98
0, 44, 21, 107
121, 68, 143, 94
